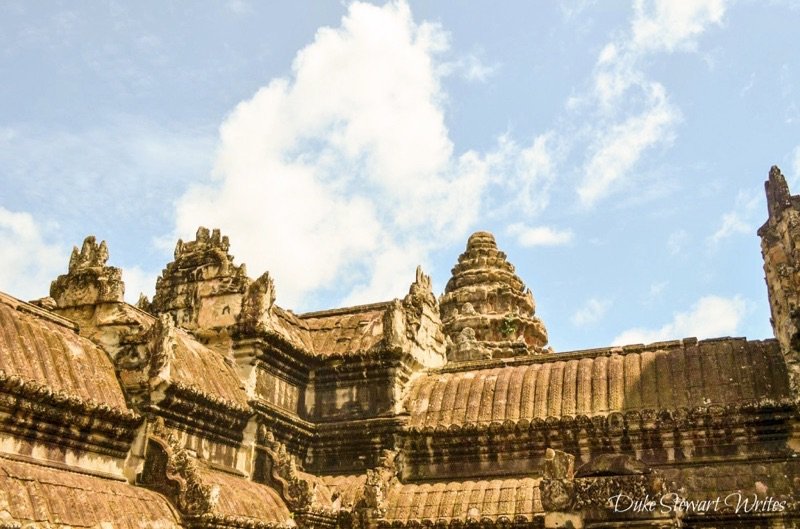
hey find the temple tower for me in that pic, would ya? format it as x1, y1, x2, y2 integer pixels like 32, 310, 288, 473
439, 231, 550, 361
150, 227, 251, 350
758, 165, 800, 394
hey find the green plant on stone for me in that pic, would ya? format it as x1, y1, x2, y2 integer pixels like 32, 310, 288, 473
500, 314, 517, 338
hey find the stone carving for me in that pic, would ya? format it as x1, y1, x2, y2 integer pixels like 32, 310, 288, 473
540, 478, 575, 512
361, 450, 399, 514
439, 231, 550, 361
259, 429, 317, 511
116, 313, 176, 381
543, 448, 574, 480
50, 236, 125, 307
381, 267, 447, 364
575, 453, 650, 478
448, 327, 490, 362
151, 227, 250, 333
237, 271, 277, 332
147, 418, 219, 516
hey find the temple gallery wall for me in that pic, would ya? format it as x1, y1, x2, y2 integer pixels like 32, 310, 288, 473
0, 166, 798, 528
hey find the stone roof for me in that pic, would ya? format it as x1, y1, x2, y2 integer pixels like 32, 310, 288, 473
0, 292, 130, 414
0, 456, 180, 528
170, 326, 250, 409
405, 337, 789, 429
196, 465, 293, 525
382, 477, 542, 525
320, 474, 367, 509
299, 303, 390, 357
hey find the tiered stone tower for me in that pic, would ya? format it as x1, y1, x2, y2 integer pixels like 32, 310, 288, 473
150, 227, 250, 350
439, 231, 550, 361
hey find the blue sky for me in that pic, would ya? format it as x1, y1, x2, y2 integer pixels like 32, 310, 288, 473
1, 1, 799, 352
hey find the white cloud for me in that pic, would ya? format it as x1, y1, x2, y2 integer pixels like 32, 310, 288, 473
123, 266, 158, 305
462, 55, 497, 82
173, 1, 550, 308
507, 223, 574, 247
710, 212, 750, 243
0, 207, 63, 301
708, 189, 762, 245
227, 0, 251, 15
574, 0, 725, 207
612, 294, 745, 345
451, 54, 498, 82
578, 84, 679, 206
630, 0, 725, 54
572, 297, 611, 327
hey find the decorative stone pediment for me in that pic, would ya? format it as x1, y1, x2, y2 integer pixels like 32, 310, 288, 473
381, 266, 446, 367
257, 426, 323, 512
140, 418, 220, 516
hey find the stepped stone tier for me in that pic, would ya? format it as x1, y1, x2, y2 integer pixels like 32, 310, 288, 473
0, 166, 799, 528
440, 231, 550, 361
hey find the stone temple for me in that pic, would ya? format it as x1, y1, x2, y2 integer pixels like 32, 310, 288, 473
0, 166, 798, 528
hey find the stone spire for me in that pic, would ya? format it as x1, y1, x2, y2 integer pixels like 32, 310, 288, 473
151, 227, 250, 337
758, 166, 800, 395
49, 236, 125, 307
439, 231, 550, 362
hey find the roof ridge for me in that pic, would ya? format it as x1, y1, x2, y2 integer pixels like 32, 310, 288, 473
298, 300, 393, 319
0, 291, 79, 332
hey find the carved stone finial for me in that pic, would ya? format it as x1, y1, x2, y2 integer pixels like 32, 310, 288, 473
404, 265, 438, 314
50, 236, 124, 307
358, 449, 399, 518
380, 268, 447, 366
765, 165, 793, 223
440, 231, 550, 361
115, 312, 175, 381
136, 293, 151, 312
237, 271, 277, 332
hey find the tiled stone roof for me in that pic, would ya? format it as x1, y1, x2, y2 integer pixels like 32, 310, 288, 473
320, 474, 367, 508
0, 292, 129, 413
195, 466, 292, 525
171, 327, 250, 409
299, 303, 389, 357
383, 478, 542, 525
0, 456, 180, 528
405, 338, 789, 428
